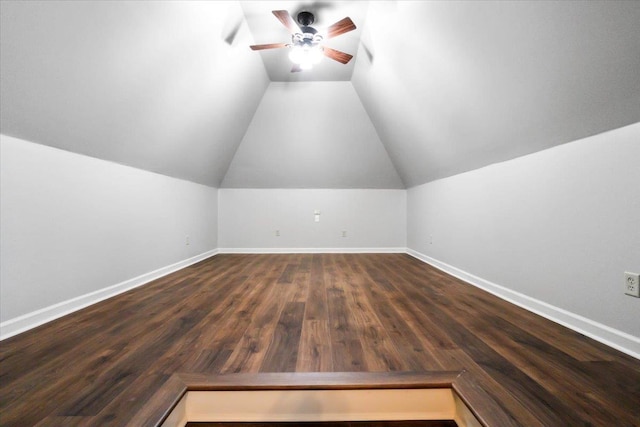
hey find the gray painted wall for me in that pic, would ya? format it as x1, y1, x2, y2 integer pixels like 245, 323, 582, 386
221, 82, 404, 189
219, 188, 406, 250
0, 135, 218, 323
406, 123, 640, 338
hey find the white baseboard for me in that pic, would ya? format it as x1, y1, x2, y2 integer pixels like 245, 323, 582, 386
0, 249, 219, 340
218, 247, 407, 254
406, 248, 640, 360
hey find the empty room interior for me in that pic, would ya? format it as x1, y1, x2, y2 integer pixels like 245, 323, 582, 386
1, 1, 639, 426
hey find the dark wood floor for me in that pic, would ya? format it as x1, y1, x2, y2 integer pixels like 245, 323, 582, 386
1, 254, 639, 426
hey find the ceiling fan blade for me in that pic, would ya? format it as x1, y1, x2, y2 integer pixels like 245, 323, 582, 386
323, 47, 353, 64
325, 17, 356, 39
272, 10, 301, 33
249, 43, 288, 51
291, 64, 303, 73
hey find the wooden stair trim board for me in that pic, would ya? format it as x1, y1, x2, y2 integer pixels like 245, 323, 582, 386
130, 371, 508, 427
451, 371, 516, 427
179, 371, 459, 390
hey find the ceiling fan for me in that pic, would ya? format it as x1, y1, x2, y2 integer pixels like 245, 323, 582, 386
250, 10, 356, 72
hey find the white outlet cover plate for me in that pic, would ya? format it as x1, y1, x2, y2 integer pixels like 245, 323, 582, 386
624, 272, 640, 297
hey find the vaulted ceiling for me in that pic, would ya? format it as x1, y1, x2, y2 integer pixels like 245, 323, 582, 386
1, 1, 639, 189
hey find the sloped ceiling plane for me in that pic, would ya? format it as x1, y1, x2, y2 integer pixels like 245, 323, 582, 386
1, 1, 639, 189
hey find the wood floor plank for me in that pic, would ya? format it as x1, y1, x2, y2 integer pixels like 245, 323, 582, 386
61, 309, 207, 416
339, 255, 411, 371
181, 256, 281, 373
33, 416, 93, 427
357, 254, 595, 426
446, 301, 639, 425
325, 255, 368, 372
304, 254, 329, 322
1, 253, 638, 426
92, 371, 170, 425
386, 272, 587, 425
296, 320, 333, 372
260, 301, 306, 372
291, 255, 311, 303
221, 256, 298, 374
357, 255, 448, 371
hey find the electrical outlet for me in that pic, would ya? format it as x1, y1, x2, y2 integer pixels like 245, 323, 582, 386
185, 235, 190, 246
342, 230, 347, 238
275, 230, 280, 237
625, 272, 640, 297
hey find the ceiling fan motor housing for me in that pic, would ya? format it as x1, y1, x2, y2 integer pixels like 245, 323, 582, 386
297, 11, 315, 26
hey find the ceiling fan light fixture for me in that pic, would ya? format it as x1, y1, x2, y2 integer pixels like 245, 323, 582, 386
288, 44, 323, 69
299, 62, 313, 71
